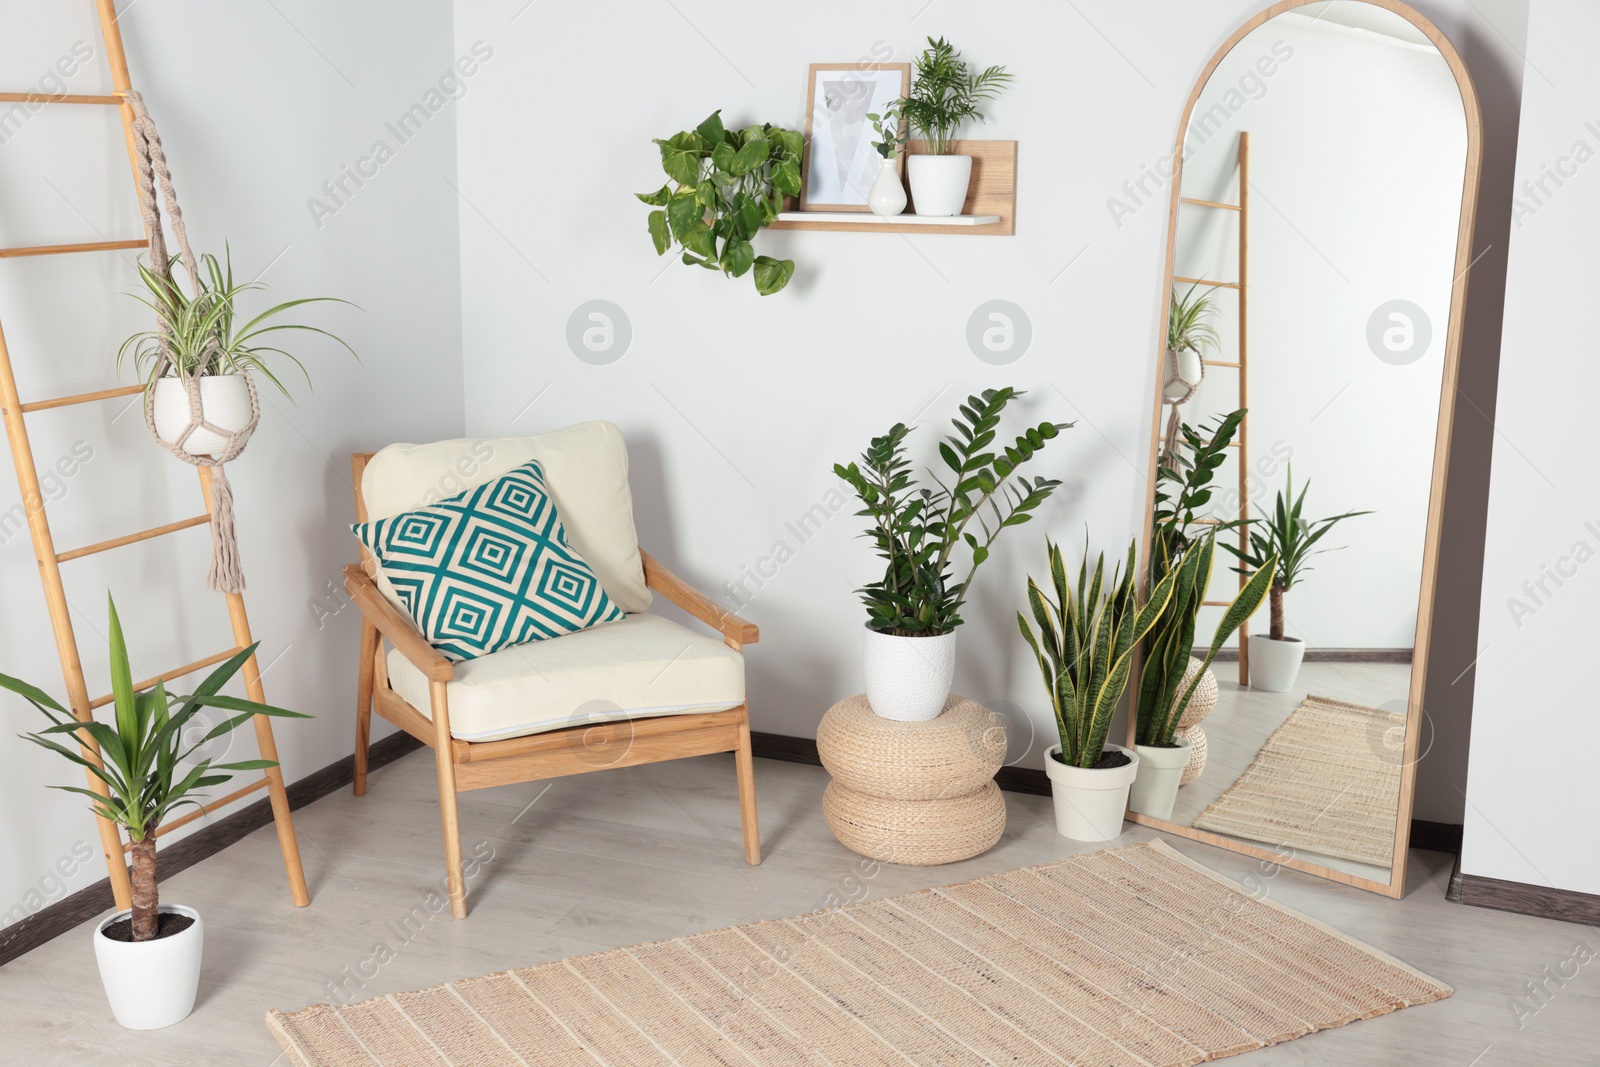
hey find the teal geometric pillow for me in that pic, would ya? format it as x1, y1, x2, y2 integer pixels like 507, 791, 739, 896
351, 460, 625, 661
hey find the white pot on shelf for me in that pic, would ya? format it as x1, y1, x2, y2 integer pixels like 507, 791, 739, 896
1249, 634, 1306, 692
92, 904, 204, 1030
867, 158, 907, 217
1128, 735, 1193, 821
908, 154, 973, 217
1043, 743, 1139, 842
862, 625, 956, 721
151, 374, 252, 456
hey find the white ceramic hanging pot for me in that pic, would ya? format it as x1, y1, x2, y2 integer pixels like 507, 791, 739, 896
1164, 345, 1204, 400
867, 158, 908, 217
1128, 735, 1193, 821
907, 154, 973, 217
151, 374, 253, 457
1044, 743, 1139, 842
93, 904, 203, 1030
862, 625, 956, 721
1249, 634, 1306, 693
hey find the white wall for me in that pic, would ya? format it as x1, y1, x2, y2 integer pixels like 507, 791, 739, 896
1462, 0, 1600, 895
0, 1, 464, 927
452, 0, 1528, 825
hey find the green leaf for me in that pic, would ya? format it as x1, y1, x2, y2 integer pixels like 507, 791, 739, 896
678, 220, 716, 258
730, 138, 770, 175
647, 210, 670, 255
753, 256, 794, 296
656, 131, 703, 185
635, 184, 671, 206
711, 141, 737, 175
731, 193, 763, 241
695, 110, 725, 146
719, 236, 754, 278
771, 128, 804, 160
667, 192, 702, 239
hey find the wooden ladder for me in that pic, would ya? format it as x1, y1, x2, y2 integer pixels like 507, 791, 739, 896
1177, 130, 1252, 687
0, 0, 308, 912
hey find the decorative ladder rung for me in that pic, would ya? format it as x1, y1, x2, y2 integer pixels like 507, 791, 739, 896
0, 92, 122, 105
0, 239, 146, 259
55, 513, 210, 563
1180, 197, 1241, 211
20, 383, 143, 413
1201, 600, 1234, 607
120, 777, 271, 850
1174, 276, 1241, 290
1203, 360, 1242, 368
88, 646, 246, 710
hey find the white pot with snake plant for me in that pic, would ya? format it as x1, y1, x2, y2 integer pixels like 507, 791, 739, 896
834, 388, 1070, 721
902, 37, 1011, 216
1224, 467, 1373, 693
1021, 537, 1175, 841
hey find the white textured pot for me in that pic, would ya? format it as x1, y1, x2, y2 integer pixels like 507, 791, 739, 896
151, 374, 252, 456
1128, 736, 1193, 821
862, 626, 956, 721
93, 904, 203, 1030
867, 158, 907, 217
1044, 743, 1139, 842
1163, 345, 1204, 400
908, 154, 973, 216
1249, 634, 1305, 693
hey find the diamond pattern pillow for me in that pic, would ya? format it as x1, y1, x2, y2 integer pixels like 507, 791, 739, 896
351, 460, 625, 661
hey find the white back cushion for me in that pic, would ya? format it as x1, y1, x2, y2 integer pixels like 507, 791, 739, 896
360, 421, 651, 613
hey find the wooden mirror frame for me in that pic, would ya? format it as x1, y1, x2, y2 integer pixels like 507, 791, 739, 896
1128, 0, 1483, 898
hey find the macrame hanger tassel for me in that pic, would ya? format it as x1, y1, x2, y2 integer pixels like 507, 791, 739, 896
206, 465, 246, 594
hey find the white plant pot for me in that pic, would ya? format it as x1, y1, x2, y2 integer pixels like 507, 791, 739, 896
1043, 743, 1139, 842
1128, 736, 1193, 821
151, 374, 253, 457
1249, 634, 1306, 693
862, 626, 956, 721
1164, 345, 1204, 400
867, 158, 907, 217
93, 904, 203, 1030
907, 154, 973, 217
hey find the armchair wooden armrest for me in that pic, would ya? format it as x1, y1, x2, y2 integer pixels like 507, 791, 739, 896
640, 549, 759, 648
343, 563, 454, 682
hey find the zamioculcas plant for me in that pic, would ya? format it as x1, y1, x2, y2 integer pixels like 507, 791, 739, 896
637, 110, 803, 295
1019, 538, 1178, 769
1, 595, 309, 941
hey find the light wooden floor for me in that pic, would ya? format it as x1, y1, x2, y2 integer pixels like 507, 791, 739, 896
1, 749, 1594, 1066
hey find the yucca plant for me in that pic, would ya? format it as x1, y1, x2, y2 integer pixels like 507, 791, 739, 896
1222, 466, 1371, 640
117, 247, 355, 398
1, 595, 310, 941
900, 37, 1013, 155
1018, 538, 1178, 769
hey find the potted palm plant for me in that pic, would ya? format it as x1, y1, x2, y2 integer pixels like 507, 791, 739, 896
1, 595, 309, 1029
1019, 537, 1176, 841
1166, 280, 1220, 401
834, 388, 1069, 721
1223, 467, 1372, 692
900, 37, 1012, 216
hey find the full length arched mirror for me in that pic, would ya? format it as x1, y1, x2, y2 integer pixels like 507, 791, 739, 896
1129, 0, 1481, 896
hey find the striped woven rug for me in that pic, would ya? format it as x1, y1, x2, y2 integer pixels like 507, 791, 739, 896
266, 840, 1448, 1066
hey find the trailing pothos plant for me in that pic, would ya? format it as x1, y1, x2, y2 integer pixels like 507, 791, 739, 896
834, 388, 1070, 636
637, 110, 802, 295
1019, 538, 1177, 770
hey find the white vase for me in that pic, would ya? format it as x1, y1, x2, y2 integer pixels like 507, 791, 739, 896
1044, 743, 1139, 842
908, 154, 973, 217
1249, 634, 1306, 693
862, 626, 956, 721
867, 158, 907, 217
151, 374, 254, 456
93, 904, 204, 1030
1163, 345, 1204, 400
1128, 736, 1193, 821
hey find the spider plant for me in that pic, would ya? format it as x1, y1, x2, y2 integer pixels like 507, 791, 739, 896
1, 595, 310, 941
1222, 466, 1372, 640
900, 37, 1012, 155
117, 248, 355, 399
1168, 280, 1221, 356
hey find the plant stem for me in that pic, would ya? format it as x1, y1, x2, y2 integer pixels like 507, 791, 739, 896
1269, 581, 1286, 641
129, 832, 158, 941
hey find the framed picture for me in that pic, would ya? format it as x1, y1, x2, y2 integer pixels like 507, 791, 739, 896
800, 63, 910, 212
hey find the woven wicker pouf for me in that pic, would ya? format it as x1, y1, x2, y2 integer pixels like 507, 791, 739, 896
817, 693, 1006, 865
1174, 657, 1220, 731
1179, 724, 1209, 785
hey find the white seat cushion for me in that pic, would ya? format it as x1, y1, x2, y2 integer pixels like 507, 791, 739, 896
360, 421, 651, 614
385, 613, 744, 742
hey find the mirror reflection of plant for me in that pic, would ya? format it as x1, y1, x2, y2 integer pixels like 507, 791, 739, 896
1222, 465, 1371, 641
1019, 538, 1176, 769
118, 248, 356, 399
834, 388, 1070, 636
901, 37, 1012, 155
636, 110, 802, 296
1168, 279, 1221, 357
1153, 409, 1247, 575
868, 102, 904, 159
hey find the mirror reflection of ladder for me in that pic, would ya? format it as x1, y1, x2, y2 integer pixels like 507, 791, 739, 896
0, 1, 308, 911
1176, 130, 1251, 686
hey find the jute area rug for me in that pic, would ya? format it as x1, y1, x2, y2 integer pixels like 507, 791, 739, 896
1194, 694, 1405, 869
267, 840, 1448, 1066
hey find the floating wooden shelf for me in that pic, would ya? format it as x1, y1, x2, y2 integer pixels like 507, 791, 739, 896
770, 139, 1016, 236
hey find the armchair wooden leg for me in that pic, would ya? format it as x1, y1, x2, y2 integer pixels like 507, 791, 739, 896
429, 679, 469, 918
354, 619, 378, 797
734, 708, 761, 865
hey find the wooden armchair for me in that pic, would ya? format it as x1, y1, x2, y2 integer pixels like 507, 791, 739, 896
346, 425, 759, 918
